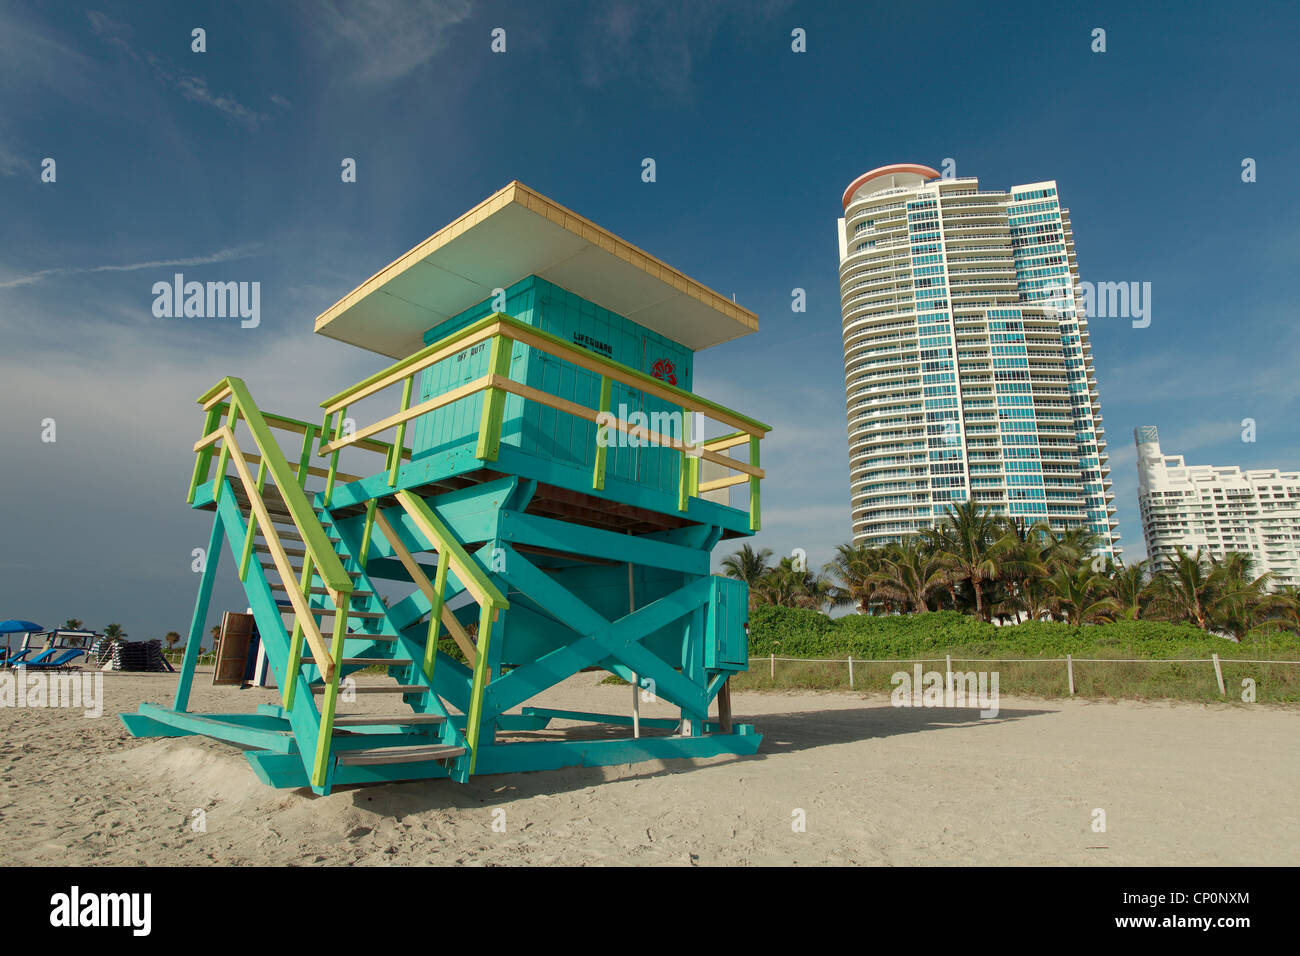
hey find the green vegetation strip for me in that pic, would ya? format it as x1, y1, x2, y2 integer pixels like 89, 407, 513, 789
737, 606, 1300, 703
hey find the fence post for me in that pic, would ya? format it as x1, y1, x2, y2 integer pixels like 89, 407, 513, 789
1212, 653, 1225, 697
1067, 654, 1075, 696
770, 653, 775, 680
848, 654, 854, 689
945, 654, 952, 693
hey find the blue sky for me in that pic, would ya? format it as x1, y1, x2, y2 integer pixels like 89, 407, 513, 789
2, 0, 1298, 641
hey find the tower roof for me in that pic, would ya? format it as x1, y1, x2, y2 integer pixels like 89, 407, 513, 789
841, 163, 940, 210
314, 181, 758, 358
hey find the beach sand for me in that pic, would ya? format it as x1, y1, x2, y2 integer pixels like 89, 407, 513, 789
0, 670, 1295, 866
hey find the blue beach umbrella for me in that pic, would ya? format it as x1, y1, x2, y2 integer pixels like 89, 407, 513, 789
0, 620, 44, 658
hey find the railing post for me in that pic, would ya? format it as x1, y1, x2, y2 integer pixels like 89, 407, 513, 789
296, 425, 318, 490
592, 374, 612, 491
1067, 653, 1075, 695
423, 549, 450, 680
357, 499, 377, 569
678, 405, 698, 512
1212, 653, 1225, 697
311, 598, 351, 789
213, 397, 240, 503
388, 374, 415, 486
475, 334, 512, 461
187, 405, 223, 503
237, 458, 269, 580
465, 602, 499, 774
324, 407, 345, 506
748, 434, 762, 532
281, 552, 317, 712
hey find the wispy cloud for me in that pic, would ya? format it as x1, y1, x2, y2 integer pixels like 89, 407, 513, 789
309, 0, 472, 84
0, 140, 23, 176
171, 75, 265, 128
86, 10, 267, 129
577, 0, 792, 99
0, 245, 264, 291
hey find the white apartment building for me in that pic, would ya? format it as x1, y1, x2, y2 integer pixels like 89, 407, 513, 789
837, 164, 1119, 556
1135, 425, 1300, 589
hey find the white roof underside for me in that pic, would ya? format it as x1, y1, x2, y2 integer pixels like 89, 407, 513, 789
314, 182, 759, 358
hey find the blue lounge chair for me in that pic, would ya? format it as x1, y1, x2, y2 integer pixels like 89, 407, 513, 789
28, 648, 86, 671
13, 648, 56, 668
1, 648, 33, 668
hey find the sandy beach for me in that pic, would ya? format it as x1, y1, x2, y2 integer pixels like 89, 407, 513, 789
0, 670, 1296, 866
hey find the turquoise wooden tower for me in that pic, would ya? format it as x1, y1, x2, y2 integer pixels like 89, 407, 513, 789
121, 183, 769, 794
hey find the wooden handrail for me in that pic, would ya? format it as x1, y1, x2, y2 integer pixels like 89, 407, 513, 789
202, 426, 338, 683
319, 313, 772, 434
310, 318, 769, 528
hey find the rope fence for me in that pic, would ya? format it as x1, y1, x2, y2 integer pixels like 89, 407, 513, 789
760, 652, 1300, 698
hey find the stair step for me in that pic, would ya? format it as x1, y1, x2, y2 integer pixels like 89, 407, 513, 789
336, 744, 466, 767
256, 534, 341, 546
261, 562, 362, 586
333, 713, 446, 727
341, 657, 413, 667
308, 607, 385, 620
270, 583, 373, 598
254, 544, 344, 559
311, 684, 427, 695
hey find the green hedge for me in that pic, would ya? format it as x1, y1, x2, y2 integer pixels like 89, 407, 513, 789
747, 605, 1300, 660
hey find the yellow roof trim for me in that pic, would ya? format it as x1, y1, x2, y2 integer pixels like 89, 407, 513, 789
314, 182, 757, 356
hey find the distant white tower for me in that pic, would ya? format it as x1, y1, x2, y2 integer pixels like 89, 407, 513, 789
837, 164, 1118, 557
1136, 425, 1300, 588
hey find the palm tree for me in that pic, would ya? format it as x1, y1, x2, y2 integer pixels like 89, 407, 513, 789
1045, 564, 1119, 625
721, 545, 774, 588
751, 557, 843, 611
1207, 551, 1272, 640
1042, 527, 1102, 573
921, 500, 1006, 621
164, 631, 181, 651
1146, 549, 1218, 629
1260, 585, 1300, 635
103, 623, 127, 643
995, 569, 1054, 623
1108, 560, 1149, 621
867, 539, 950, 613
827, 542, 883, 613
988, 516, 1051, 621
63, 618, 83, 631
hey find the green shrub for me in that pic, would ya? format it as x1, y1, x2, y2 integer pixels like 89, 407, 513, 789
740, 609, 1300, 702
748, 609, 1300, 662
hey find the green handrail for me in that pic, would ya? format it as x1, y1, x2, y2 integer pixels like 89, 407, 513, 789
191, 378, 356, 789
393, 488, 507, 774
216, 378, 353, 594
320, 312, 773, 435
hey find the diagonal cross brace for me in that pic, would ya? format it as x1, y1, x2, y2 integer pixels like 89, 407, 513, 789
487, 546, 713, 718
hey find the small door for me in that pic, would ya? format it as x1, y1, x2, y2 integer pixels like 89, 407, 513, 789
213, 612, 255, 686
705, 577, 749, 671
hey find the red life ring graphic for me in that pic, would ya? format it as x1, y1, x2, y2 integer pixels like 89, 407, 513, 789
651, 359, 677, 385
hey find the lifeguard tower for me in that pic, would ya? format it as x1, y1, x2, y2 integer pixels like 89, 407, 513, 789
121, 183, 769, 794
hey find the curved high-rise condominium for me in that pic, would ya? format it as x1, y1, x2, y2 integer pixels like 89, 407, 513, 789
837, 164, 1119, 556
